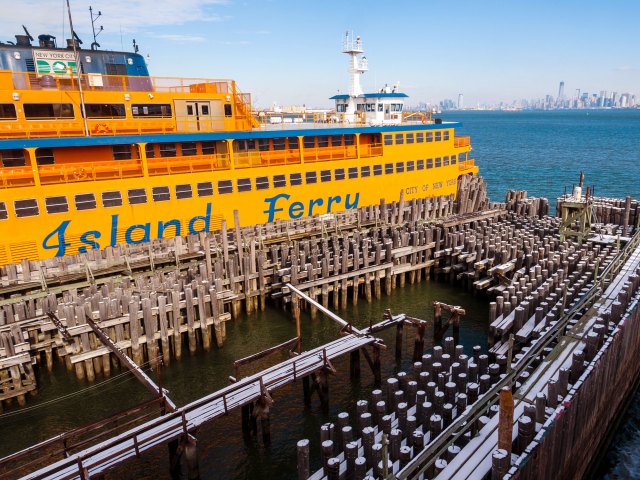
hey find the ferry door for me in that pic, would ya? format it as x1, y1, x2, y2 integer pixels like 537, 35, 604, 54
185, 101, 213, 131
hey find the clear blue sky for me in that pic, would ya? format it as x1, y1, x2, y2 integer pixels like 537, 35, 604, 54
2, 0, 639, 107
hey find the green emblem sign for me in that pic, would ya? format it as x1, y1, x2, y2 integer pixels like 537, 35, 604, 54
32, 49, 77, 77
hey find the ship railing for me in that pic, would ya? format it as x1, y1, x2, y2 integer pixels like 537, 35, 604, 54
38, 159, 144, 184
458, 159, 476, 171
303, 145, 358, 163
0, 166, 36, 188
359, 143, 383, 158
454, 136, 471, 147
234, 150, 300, 168
147, 154, 231, 175
402, 111, 433, 124
254, 112, 368, 129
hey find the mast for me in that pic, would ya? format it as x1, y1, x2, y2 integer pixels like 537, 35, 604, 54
341, 32, 368, 120
66, 0, 89, 137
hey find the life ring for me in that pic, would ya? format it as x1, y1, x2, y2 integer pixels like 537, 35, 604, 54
73, 168, 87, 180
421, 116, 428, 124
93, 123, 111, 135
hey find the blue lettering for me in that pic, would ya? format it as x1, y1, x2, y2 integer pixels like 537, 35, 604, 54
289, 201, 305, 219
125, 224, 151, 244
188, 203, 211, 235
42, 221, 71, 257
79, 231, 101, 253
263, 193, 290, 222
159, 219, 181, 238
308, 198, 324, 216
327, 195, 342, 213
110, 214, 119, 247
345, 193, 360, 209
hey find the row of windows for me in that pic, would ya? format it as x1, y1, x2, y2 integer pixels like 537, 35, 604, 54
0, 155, 465, 219
383, 130, 450, 146
0, 103, 172, 120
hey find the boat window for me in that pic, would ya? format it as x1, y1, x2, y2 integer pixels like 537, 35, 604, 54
14, 199, 39, 217
75, 193, 97, 210
197, 182, 214, 197
385, 163, 394, 174
235, 139, 255, 152
102, 191, 123, 207
336, 104, 346, 113
159, 143, 177, 158
237, 178, 252, 192
344, 135, 355, 146
1, 149, 26, 167
317, 136, 329, 148
24, 103, 74, 119
378, 103, 383, 112
395, 134, 404, 145
45, 196, 69, 214
181, 143, 197, 156
273, 175, 286, 188
152, 186, 171, 202
426, 132, 433, 142
426, 159, 433, 169
224, 104, 233, 117
175, 184, 193, 199
128, 188, 147, 204
0, 104, 17, 120
305, 171, 317, 184
348, 167, 358, 179
330, 135, 342, 147
201, 105, 210, 115
290, 173, 302, 186
131, 104, 172, 117
288, 137, 299, 149
361, 165, 371, 177
435, 157, 442, 168
112, 145, 133, 160
451, 154, 457, 165
218, 180, 233, 194
258, 139, 270, 152
396, 162, 404, 173
256, 176, 270, 190
384, 134, 393, 146
435, 131, 442, 141
444, 131, 450, 141
373, 164, 382, 176
320, 170, 331, 182
145, 144, 156, 159
273, 138, 286, 151
201, 141, 216, 155
407, 161, 415, 172
85, 103, 126, 118
106, 63, 127, 76
416, 132, 424, 143
406, 133, 414, 144
0, 202, 7, 220
334, 168, 345, 181
417, 159, 424, 170
303, 137, 315, 148
443, 156, 450, 166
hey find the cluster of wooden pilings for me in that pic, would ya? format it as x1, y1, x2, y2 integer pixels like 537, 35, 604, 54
504, 190, 550, 218
557, 194, 639, 236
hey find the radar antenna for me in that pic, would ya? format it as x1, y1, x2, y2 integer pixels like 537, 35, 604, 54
22, 25, 34, 42
89, 6, 103, 50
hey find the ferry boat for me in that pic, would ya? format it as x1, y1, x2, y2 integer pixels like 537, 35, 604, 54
0, 29, 477, 265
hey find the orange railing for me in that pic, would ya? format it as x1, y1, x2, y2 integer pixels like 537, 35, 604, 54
360, 143, 383, 158
458, 159, 476, 171
235, 150, 300, 168
454, 136, 471, 148
303, 145, 358, 163
38, 159, 144, 184
147, 154, 230, 176
0, 166, 36, 188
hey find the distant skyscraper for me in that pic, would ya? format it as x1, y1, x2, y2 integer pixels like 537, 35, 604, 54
558, 81, 565, 100
457, 93, 464, 109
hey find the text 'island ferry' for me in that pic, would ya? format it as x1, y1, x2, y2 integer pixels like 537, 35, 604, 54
0, 28, 477, 265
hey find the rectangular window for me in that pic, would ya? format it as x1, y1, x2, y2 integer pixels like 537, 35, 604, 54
102, 191, 122, 207
256, 176, 270, 190
384, 134, 393, 146
385, 163, 394, 174
395, 134, 404, 145
0, 104, 17, 119
34, 148, 54, 165
218, 180, 233, 194
197, 182, 214, 197
288, 137, 299, 149
435, 131, 442, 141
237, 178, 252, 192
14, 199, 39, 217
348, 167, 358, 179
330, 135, 342, 147
407, 160, 415, 172
45, 196, 68, 214
334, 168, 345, 180
224, 104, 233, 117
258, 139, 270, 151
1, 149, 26, 167
85, 103, 126, 118
435, 157, 442, 167
128, 188, 147, 204
396, 161, 404, 173
273, 175, 286, 188
131, 104, 172, 117
303, 136, 315, 148
152, 186, 171, 202
361, 165, 371, 177
306, 171, 317, 184
24, 103, 74, 119
0, 202, 7, 220
175, 184, 193, 199
75, 193, 97, 210
426, 132, 433, 142
145, 144, 156, 159
444, 130, 450, 141
273, 138, 286, 150
416, 132, 424, 143
317, 136, 329, 148
290, 173, 302, 186
159, 143, 177, 158
417, 159, 425, 170
112, 145, 132, 160
426, 158, 433, 169
344, 135, 355, 146
406, 133, 414, 144
181, 142, 197, 156
320, 169, 331, 182
443, 156, 450, 166
201, 141, 216, 155
373, 164, 382, 176
451, 154, 457, 165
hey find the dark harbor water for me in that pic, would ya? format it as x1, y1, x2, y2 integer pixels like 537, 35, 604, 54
1, 109, 639, 479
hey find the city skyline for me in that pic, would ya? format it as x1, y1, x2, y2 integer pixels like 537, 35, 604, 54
1, 0, 639, 108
